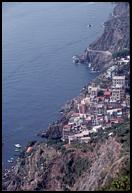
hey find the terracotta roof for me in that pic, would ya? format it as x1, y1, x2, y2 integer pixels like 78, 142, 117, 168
104, 91, 111, 96
26, 146, 33, 153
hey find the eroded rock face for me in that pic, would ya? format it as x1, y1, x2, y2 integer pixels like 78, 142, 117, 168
87, 2, 129, 70
3, 132, 129, 191
3, 143, 58, 191
86, 51, 112, 70
90, 15, 129, 53
73, 138, 127, 191
113, 2, 129, 17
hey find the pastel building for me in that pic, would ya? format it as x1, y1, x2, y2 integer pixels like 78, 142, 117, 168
88, 83, 100, 97
110, 85, 125, 102
78, 103, 86, 115
112, 76, 125, 88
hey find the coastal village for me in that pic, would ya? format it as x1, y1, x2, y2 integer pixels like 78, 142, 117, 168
2, 2, 130, 191
62, 54, 130, 145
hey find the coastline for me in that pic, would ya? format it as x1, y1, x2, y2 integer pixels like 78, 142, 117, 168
3, 2, 115, 172
3, 2, 115, 169
2, 2, 130, 191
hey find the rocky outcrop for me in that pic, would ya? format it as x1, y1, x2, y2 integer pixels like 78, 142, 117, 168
73, 138, 123, 191
89, 5, 129, 52
2, 3, 130, 191
3, 120, 130, 191
37, 98, 82, 139
85, 49, 112, 70
2, 143, 59, 191
86, 2, 130, 70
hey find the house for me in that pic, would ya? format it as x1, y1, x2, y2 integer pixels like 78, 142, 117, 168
78, 103, 87, 115
88, 83, 100, 97
96, 104, 106, 115
62, 125, 71, 141
106, 66, 116, 78
81, 96, 91, 105
90, 87, 98, 97
120, 58, 129, 64
110, 85, 124, 102
104, 89, 111, 99
68, 130, 90, 144
107, 108, 122, 116
112, 75, 125, 88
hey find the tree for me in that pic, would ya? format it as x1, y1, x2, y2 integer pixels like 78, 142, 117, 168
97, 90, 104, 97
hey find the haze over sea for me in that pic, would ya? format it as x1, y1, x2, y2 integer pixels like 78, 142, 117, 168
2, 2, 114, 168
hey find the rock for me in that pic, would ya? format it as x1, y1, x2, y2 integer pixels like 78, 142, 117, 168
87, 2, 129, 70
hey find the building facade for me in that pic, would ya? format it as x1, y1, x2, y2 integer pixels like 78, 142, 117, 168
112, 76, 125, 88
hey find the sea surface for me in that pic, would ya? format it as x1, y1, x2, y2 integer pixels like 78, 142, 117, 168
2, 2, 114, 169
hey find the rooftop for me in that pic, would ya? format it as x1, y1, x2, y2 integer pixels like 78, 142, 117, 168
91, 87, 98, 91
112, 76, 125, 80
104, 91, 111, 96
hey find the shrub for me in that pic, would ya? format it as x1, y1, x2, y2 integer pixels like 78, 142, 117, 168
97, 90, 104, 97
108, 175, 130, 191
74, 157, 91, 177
112, 49, 129, 59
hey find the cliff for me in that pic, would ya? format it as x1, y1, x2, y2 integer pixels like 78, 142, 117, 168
2, 3, 130, 191
3, 120, 130, 191
84, 2, 130, 70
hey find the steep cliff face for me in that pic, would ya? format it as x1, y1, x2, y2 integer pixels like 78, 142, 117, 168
2, 3, 130, 191
86, 2, 130, 70
89, 8, 129, 52
73, 120, 130, 191
3, 120, 130, 191
73, 138, 126, 191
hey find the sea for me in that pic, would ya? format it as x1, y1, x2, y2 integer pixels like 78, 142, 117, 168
2, 2, 114, 169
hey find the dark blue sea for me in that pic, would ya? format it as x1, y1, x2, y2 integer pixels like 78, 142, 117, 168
2, 2, 114, 169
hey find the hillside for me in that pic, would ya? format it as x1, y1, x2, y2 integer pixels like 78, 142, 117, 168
2, 2, 130, 191
2, 120, 130, 191
84, 2, 130, 70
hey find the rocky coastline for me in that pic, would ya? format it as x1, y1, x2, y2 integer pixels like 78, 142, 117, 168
37, 80, 97, 140
2, 2, 130, 191
72, 2, 129, 72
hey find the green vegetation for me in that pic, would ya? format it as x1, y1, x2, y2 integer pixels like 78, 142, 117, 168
112, 49, 129, 59
47, 139, 66, 152
98, 119, 130, 191
62, 156, 91, 187
98, 156, 130, 191
74, 157, 91, 177
116, 120, 130, 154
63, 148, 75, 155
72, 142, 94, 152
100, 175, 130, 191
97, 90, 104, 97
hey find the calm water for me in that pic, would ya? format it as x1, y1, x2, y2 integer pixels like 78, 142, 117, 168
2, 2, 114, 168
